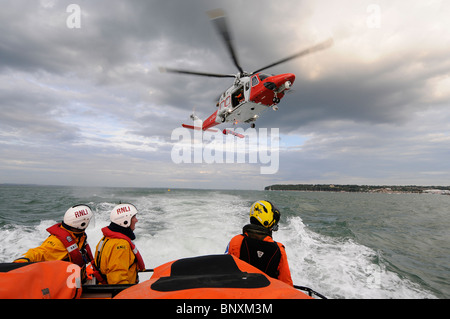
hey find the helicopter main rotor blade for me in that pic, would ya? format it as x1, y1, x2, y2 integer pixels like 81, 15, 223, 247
159, 67, 236, 78
251, 38, 334, 74
207, 9, 244, 75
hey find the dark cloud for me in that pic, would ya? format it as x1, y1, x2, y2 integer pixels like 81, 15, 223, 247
0, 0, 450, 188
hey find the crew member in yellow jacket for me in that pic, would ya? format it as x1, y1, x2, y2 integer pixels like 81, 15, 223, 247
14, 204, 95, 267
95, 203, 146, 284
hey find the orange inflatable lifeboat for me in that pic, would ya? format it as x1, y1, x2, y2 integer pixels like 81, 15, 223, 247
114, 254, 312, 299
0, 261, 82, 299
0, 255, 322, 299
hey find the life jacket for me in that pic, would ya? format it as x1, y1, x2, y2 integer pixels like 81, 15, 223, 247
46, 223, 106, 284
99, 227, 146, 271
239, 230, 282, 280
46, 223, 92, 267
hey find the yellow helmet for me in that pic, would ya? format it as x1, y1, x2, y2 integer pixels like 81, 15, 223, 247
250, 200, 280, 230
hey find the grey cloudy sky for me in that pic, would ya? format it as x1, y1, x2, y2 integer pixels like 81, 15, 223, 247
1, 0, 450, 190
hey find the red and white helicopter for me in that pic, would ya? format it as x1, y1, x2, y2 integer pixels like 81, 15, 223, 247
161, 9, 333, 138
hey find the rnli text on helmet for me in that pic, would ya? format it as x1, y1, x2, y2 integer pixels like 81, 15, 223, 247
117, 206, 131, 214
74, 209, 89, 218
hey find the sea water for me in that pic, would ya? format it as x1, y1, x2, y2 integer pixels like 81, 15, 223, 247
0, 184, 448, 299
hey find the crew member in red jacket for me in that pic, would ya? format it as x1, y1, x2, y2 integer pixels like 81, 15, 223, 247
14, 204, 95, 266
226, 200, 293, 286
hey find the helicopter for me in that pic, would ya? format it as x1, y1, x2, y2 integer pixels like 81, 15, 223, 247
160, 9, 333, 137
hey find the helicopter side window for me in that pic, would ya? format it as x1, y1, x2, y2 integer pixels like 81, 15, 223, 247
251, 75, 259, 87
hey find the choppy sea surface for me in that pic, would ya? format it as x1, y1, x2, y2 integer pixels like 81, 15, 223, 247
0, 184, 448, 299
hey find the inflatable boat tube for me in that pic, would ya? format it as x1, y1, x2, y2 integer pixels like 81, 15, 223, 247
0, 261, 81, 299
114, 254, 312, 299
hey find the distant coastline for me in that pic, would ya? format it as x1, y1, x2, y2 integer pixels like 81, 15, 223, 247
264, 184, 450, 194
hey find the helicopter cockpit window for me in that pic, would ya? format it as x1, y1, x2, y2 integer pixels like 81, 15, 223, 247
251, 75, 259, 87
258, 73, 272, 81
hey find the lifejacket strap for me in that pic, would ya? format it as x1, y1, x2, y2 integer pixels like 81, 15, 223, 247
46, 223, 86, 267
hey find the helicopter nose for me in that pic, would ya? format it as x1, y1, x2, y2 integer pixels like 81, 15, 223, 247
270, 73, 295, 91
281, 73, 295, 87
262, 73, 296, 90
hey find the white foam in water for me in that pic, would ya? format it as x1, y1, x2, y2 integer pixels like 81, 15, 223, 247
279, 216, 436, 299
1, 220, 57, 263
0, 190, 437, 299
131, 192, 247, 267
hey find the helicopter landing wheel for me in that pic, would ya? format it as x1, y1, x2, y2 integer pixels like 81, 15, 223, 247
273, 97, 280, 104
251, 123, 256, 128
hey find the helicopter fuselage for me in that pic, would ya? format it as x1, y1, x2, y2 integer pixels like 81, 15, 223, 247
200, 72, 295, 131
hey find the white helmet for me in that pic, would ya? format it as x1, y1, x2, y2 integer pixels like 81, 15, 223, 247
63, 204, 93, 230
110, 203, 138, 228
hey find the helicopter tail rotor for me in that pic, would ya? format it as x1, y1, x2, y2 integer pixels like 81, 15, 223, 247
190, 113, 201, 122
